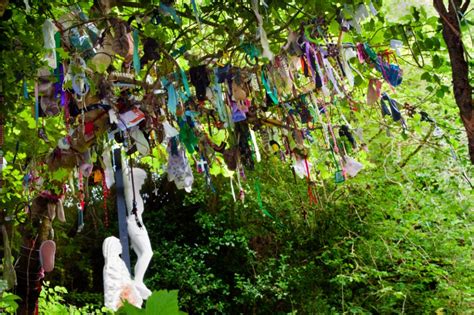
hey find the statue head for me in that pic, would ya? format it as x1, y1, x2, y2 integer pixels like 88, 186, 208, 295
103, 236, 122, 259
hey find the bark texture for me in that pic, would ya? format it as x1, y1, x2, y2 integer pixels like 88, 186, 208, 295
433, 0, 474, 164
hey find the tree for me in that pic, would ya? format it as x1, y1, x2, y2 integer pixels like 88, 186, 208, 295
433, 0, 473, 163
0, 1, 472, 314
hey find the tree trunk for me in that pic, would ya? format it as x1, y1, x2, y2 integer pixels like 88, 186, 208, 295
15, 196, 52, 315
433, 0, 474, 164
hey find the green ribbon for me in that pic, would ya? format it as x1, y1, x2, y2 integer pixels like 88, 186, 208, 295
261, 70, 279, 105
363, 42, 378, 63
180, 68, 191, 98
241, 43, 260, 59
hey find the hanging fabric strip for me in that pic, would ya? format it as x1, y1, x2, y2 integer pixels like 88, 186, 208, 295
34, 81, 39, 127
251, 0, 274, 60
236, 167, 244, 202
304, 158, 318, 204
191, 0, 203, 31
162, 78, 178, 117
325, 113, 339, 154
58, 64, 66, 106
77, 168, 85, 232
23, 80, 29, 99
341, 49, 354, 88
42, 19, 58, 69
159, 3, 182, 25
250, 129, 261, 162
261, 70, 279, 104
24, 0, 31, 13
312, 47, 330, 97
304, 42, 319, 87
369, 1, 378, 15
55, 31, 61, 69
322, 58, 343, 97
101, 168, 109, 228
213, 68, 227, 123
133, 29, 141, 74
180, 68, 191, 98
230, 176, 236, 202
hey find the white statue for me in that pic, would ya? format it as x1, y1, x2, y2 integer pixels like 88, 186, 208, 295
103, 236, 143, 311
122, 160, 153, 300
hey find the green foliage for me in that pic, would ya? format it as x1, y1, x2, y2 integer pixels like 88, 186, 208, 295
0, 280, 20, 314
38, 281, 111, 315
142, 144, 472, 314
116, 290, 187, 315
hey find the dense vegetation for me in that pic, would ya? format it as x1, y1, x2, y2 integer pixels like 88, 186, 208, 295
0, 0, 472, 314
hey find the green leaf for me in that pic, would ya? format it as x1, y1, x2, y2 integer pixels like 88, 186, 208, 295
145, 290, 184, 315
117, 301, 144, 315
432, 54, 443, 68
420, 72, 432, 82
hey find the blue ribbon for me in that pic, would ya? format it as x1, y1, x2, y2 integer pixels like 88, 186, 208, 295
159, 3, 182, 25
162, 77, 178, 117
133, 29, 141, 74
191, 0, 201, 28
180, 68, 191, 98
23, 80, 29, 99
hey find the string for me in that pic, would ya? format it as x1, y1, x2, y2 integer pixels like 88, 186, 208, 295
128, 152, 143, 229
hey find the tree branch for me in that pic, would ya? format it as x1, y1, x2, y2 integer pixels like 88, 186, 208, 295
268, 5, 304, 37
433, 0, 461, 37
461, 0, 471, 13
399, 125, 434, 168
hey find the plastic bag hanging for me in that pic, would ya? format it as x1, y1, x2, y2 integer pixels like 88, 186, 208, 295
344, 156, 363, 177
